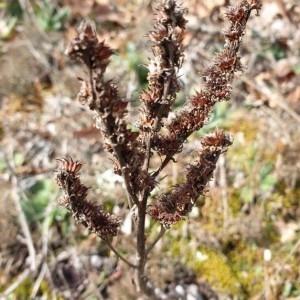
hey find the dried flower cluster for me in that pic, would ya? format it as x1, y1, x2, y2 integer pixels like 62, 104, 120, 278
56, 0, 262, 230
153, 0, 262, 157
55, 0, 261, 296
145, 0, 261, 227
148, 129, 232, 227
139, 0, 186, 130
56, 157, 121, 238
65, 21, 149, 205
57, 0, 262, 231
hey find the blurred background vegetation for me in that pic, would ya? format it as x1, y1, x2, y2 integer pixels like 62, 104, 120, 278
0, 0, 299, 299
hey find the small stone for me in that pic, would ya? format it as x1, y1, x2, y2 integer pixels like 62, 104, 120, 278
187, 284, 204, 300
175, 284, 186, 296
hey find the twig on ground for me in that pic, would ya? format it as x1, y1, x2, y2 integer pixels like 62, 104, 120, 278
0, 148, 37, 272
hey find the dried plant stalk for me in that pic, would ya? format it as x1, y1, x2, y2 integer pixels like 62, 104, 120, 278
55, 0, 262, 298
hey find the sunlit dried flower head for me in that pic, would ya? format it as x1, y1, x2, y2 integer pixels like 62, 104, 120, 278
65, 20, 113, 70
56, 156, 83, 175
55, 156, 121, 238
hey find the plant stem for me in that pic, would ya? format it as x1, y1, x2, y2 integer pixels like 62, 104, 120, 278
146, 224, 166, 256
105, 240, 136, 268
135, 199, 147, 293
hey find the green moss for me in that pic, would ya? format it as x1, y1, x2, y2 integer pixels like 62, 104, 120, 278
189, 247, 243, 295
166, 241, 244, 296
10, 277, 32, 298
2, 277, 59, 299
226, 241, 265, 295
265, 184, 300, 235
263, 216, 280, 244
228, 188, 244, 215
230, 116, 258, 143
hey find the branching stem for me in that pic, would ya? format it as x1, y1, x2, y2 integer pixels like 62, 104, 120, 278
146, 224, 166, 256
105, 239, 137, 268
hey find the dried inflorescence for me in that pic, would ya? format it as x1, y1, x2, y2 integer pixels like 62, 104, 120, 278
148, 129, 232, 227
56, 0, 261, 236
55, 157, 121, 238
65, 20, 148, 200
147, 0, 261, 226
153, 0, 262, 158
54, 1, 263, 297
139, 0, 186, 131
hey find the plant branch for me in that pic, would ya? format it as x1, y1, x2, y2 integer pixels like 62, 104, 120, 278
105, 239, 137, 268
135, 201, 148, 293
146, 224, 166, 256
152, 154, 174, 178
